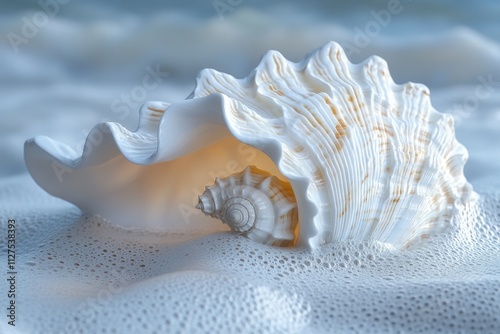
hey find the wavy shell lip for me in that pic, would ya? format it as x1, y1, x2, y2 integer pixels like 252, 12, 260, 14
24, 41, 473, 249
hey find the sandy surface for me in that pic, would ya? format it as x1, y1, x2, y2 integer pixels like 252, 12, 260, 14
1, 1, 500, 333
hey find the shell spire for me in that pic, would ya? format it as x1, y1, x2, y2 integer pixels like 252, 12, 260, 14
197, 166, 299, 246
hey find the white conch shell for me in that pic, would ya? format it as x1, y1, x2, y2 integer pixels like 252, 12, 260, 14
196, 165, 298, 246
192, 44, 474, 249
24, 41, 473, 249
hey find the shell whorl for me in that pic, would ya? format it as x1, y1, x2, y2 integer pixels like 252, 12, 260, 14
193, 42, 473, 249
196, 166, 298, 246
221, 197, 256, 233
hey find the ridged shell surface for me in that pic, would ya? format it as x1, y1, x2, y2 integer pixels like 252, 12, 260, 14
197, 166, 298, 246
24, 41, 473, 249
193, 42, 473, 248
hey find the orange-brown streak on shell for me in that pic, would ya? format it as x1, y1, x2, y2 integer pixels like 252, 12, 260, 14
339, 190, 351, 218
373, 125, 395, 138
335, 119, 348, 140
146, 106, 166, 114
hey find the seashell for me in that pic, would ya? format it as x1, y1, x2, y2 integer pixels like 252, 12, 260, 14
196, 165, 298, 246
24, 41, 473, 249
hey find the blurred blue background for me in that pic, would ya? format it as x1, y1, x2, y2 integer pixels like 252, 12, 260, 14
1, 0, 499, 181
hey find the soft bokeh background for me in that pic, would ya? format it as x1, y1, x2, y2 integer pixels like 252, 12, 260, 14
1, 0, 499, 182
1, 2, 500, 333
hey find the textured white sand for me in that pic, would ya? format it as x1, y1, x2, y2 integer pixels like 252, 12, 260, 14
0, 175, 499, 333
1, 2, 500, 333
